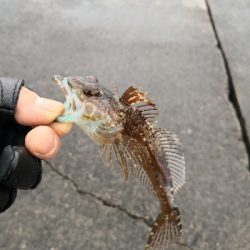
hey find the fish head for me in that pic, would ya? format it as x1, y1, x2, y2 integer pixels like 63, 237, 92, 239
53, 74, 124, 143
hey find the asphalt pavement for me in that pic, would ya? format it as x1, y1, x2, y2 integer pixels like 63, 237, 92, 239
0, 1, 249, 250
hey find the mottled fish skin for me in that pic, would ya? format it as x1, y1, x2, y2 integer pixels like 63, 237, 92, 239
53, 75, 185, 250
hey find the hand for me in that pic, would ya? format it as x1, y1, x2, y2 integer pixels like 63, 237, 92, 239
0, 78, 72, 213
15, 87, 72, 160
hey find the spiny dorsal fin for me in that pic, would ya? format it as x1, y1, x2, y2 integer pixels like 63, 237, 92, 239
120, 86, 155, 106
136, 104, 159, 124
120, 86, 159, 124
150, 129, 185, 195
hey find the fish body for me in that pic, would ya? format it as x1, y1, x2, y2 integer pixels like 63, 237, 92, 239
53, 75, 185, 250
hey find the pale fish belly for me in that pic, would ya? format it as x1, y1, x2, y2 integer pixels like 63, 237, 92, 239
76, 120, 122, 145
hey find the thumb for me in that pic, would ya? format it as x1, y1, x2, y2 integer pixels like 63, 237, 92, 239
15, 87, 64, 126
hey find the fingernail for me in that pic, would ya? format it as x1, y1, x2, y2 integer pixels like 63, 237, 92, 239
26, 126, 61, 160
36, 97, 64, 114
40, 135, 60, 159
34, 132, 60, 159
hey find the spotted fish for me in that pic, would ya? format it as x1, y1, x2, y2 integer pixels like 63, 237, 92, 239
53, 75, 185, 250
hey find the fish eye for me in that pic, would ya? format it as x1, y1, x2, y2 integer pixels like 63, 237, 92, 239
84, 88, 100, 97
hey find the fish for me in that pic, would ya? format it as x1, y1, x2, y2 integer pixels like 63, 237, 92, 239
52, 74, 185, 250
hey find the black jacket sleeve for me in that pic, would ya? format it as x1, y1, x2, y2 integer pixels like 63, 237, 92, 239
0, 78, 42, 213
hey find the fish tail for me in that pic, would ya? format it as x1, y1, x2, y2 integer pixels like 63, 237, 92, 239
145, 207, 182, 250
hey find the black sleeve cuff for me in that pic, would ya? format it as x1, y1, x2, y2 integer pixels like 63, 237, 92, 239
0, 184, 17, 213
0, 78, 24, 123
0, 146, 42, 190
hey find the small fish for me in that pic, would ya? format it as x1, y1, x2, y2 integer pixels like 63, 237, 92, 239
53, 75, 185, 250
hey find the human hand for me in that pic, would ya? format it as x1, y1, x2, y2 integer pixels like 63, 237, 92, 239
0, 78, 72, 213
15, 87, 72, 160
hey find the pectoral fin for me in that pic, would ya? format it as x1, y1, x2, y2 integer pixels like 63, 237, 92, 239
99, 135, 156, 195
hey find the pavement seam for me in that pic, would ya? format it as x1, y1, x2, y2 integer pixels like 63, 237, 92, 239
205, 0, 250, 171
176, 242, 195, 250
45, 160, 193, 250
45, 160, 153, 227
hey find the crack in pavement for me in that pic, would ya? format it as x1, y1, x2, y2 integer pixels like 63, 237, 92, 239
176, 242, 195, 250
205, 0, 250, 171
45, 160, 193, 250
45, 160, 153, 227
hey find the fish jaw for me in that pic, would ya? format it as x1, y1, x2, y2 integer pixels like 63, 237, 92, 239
53, 74, 86, 123
52, 75, 76, 112
52, 75, 67, 96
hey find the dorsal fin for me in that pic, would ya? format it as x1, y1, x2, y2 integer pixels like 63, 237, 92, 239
120, 86, 159, 124
120, 86, 155, 106
136, 104, 159, 124
149, 129, 185, 195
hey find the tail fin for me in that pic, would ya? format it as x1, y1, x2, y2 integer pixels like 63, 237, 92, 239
145, 207, 182, 250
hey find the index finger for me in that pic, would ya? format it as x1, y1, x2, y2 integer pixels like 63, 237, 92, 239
15, 87, 64, 126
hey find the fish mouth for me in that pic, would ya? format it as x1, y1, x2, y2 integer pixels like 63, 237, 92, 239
52, 75, 71, 97
52, 75, 95, 120
52, 75, 88, 99
52, 74, 80, 113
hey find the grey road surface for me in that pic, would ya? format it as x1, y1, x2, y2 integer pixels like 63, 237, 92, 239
0, 1, 249, 250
